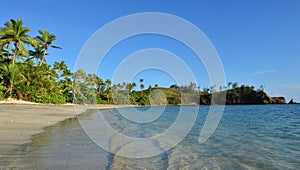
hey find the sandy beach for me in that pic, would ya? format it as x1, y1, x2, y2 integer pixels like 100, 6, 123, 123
0, 100, 124, 163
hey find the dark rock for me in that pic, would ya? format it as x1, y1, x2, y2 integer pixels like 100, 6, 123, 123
225, 88, 274, 105
271, 97, 286, 104
288, 98, 297, 104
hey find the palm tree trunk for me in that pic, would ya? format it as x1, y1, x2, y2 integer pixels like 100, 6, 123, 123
6, 85, 13, 99
40, 49, 47, 66
3, 89, 8, 99
12, 47, 17, 65
12, 42, 19, 65
7, 41, 12, 61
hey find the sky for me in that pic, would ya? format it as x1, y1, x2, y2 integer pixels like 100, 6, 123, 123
1, 0, 300, 102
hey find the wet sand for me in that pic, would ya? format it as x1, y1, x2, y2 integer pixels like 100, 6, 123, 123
0, 101, 127, 161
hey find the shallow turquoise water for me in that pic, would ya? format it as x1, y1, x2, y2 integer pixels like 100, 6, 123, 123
4, 105, 300, 169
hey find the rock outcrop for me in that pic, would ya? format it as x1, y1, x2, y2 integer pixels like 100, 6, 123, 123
201, 87, 286, 105
270, 97, 286, 104
159, 86, 291, 105
224, 88, 274, 105
288, 98, 297, 104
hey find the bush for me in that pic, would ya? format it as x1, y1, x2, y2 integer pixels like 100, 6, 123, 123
96, 95, 107, 104
24, 87, 66, 104
167, 96, 181, 105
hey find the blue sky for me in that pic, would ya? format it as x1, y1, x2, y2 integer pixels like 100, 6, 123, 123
1, 0, 300, 102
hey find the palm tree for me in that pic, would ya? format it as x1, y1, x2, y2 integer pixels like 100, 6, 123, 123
140, 84, 145, 90
131, 82, 137, 89
232, 82, 239, 89
105, 79, 112, 90
227, 82, 233, 89
72, 69, 86, 81
104, 79, 112, 103
139, 78, 144, 90
259, 85, 265, 91
28, 46, 45, 64
210, 84, 216, 93
53, 61, 63, 75
126, 82, 136, 92
122, 82, 127, 90
34, 30, 61, 66
22, 59, 37, 86
148, 85, 152, 92
86, 74, 97, 89
54, 61, 70, 81
0, 19, 32, 65
116, 83, 123, 90
95, 76, 104, 94
203, 87, 210, 93
72, 70, 98, 104
53, 61, 70, 98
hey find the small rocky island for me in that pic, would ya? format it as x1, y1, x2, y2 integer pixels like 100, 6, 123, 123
288, 99, 297, 104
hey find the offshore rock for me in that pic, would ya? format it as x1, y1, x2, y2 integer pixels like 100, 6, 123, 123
271, 97, 286, 104
288, 98, 297, 104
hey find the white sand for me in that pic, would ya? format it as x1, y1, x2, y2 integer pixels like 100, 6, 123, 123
0, 100, 130, 159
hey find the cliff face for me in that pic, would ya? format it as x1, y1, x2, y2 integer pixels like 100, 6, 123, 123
223, 88, 275, 105
271, 97, 286, 104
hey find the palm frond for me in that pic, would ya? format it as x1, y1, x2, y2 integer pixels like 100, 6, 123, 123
50, 45, 62, 49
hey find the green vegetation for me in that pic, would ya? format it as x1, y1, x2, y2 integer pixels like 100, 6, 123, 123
0, 19, 288, 105
0, 19, 71, 104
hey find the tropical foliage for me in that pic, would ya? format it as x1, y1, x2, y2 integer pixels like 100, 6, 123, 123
0, 19, 69, 103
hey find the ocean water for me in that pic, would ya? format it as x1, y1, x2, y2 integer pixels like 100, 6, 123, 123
4, 105, 300, 169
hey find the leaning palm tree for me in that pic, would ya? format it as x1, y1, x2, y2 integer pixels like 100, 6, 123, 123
0, 19, 32, 65
34, 29, 62, 66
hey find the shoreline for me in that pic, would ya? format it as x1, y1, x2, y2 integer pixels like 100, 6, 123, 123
0, 102, 132, 166
0, 102, 299, 167
0, 102, 298, 162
